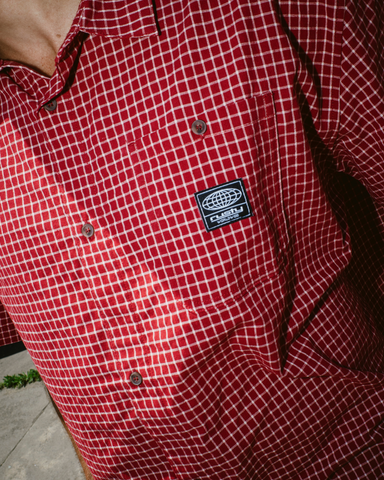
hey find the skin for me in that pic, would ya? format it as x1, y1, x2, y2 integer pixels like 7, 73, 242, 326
0, 0, 81, 76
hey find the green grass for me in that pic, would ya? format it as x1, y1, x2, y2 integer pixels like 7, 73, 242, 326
0, 369, 42, 390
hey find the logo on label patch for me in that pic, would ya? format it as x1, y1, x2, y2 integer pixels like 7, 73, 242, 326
194, 179, 253, 232
202, 188, 242, 211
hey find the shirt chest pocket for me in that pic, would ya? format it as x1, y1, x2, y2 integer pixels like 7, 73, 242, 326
129, 93, 288, 312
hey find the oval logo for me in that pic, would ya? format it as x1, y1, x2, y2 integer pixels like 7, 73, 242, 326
202, 188, 242, 211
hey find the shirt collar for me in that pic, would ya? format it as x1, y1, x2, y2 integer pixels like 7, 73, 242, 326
0, 0, 158, 70
0, 0, 158, 108
57, 0, 158, 61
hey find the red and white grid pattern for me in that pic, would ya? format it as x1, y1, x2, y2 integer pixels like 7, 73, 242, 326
0, 0, 384, 478
0, 302, 20, 346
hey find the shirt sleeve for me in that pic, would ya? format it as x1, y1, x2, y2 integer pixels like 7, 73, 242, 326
333, 0, 384, 210
0, 301, 21, 347
332, 0, 384, 332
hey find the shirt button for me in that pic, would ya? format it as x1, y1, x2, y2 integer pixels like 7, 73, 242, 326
81, 223, 95, 238
191, 119, 207, 135
43, 99, 57, 112
130, 372, 143, 386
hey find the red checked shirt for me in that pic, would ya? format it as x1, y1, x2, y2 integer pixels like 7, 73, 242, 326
1, 0, 384, 478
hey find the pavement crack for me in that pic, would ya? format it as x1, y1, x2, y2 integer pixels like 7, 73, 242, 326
0, 399, 49, 467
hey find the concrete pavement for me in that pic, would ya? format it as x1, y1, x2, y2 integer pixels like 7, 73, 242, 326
0, 350, 86, 480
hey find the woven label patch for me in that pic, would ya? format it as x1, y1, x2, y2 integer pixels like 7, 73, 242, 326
194, 179, 253, 232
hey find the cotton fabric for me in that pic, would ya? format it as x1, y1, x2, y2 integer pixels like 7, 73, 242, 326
0, 0, 384, 478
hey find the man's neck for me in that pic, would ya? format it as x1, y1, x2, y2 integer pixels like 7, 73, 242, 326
0, 0, 81, 77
